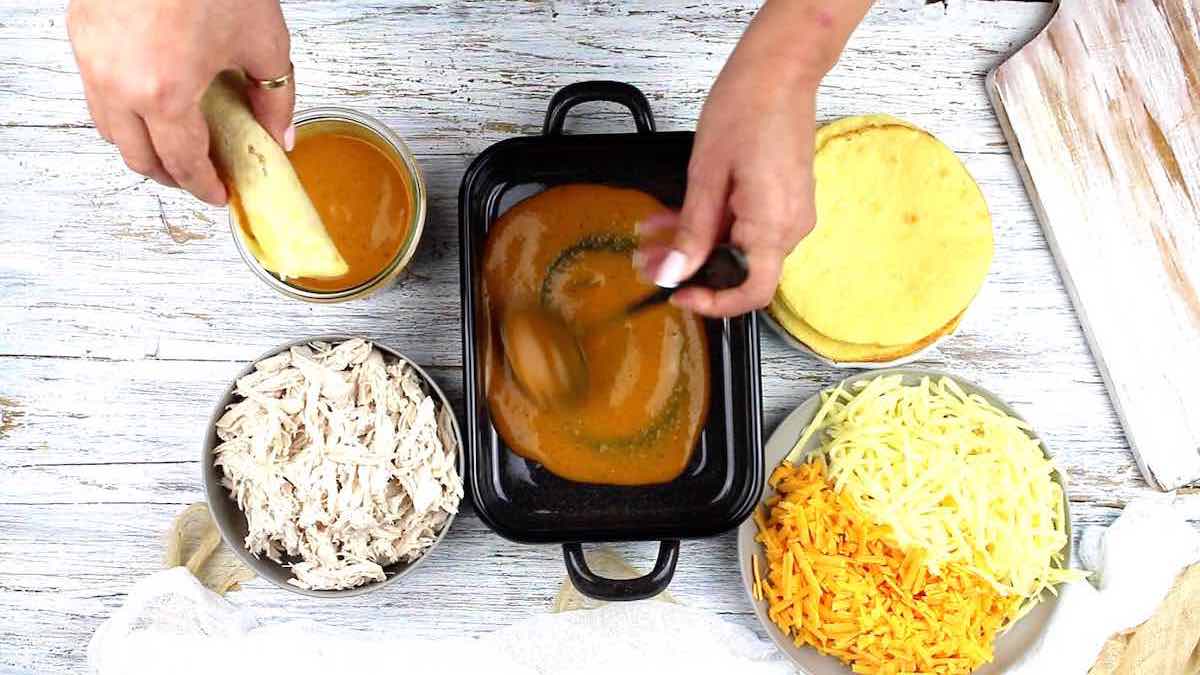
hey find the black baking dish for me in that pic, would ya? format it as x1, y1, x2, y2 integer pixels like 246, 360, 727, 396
458, 81, 763, 601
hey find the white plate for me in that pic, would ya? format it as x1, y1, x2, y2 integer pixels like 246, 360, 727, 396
736, 368, 1071, 674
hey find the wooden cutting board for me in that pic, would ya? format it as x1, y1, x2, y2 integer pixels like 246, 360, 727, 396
988, 0, 1200, 491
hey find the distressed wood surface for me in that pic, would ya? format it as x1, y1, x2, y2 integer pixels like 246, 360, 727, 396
989, 0, 1200, 492
3, 1, 1196, 673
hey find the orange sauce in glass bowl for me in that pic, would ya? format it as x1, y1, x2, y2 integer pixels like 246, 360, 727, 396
482, 184, 710, 486
284, 121, 415, 292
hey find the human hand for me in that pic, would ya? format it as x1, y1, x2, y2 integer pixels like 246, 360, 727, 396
636, 0, 873, 317
67, 0, 295, 205
637, 71, 817, 318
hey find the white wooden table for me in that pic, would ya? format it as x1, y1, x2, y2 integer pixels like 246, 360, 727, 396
2, 1, 1196, 672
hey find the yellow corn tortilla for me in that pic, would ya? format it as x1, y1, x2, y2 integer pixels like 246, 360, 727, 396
201, 71, 348, 280
768, 298, 962, 363
778, 115, 992, 346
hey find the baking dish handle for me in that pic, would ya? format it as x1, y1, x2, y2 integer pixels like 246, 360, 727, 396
562, 540, 679, 601
543, 81, 656, 136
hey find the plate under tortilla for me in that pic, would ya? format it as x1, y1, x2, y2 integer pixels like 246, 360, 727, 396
758, 303, 962, 370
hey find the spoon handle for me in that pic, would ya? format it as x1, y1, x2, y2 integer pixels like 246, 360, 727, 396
681, 244, 749, 291
623, 285, 677, 316
624, 244, 750, 317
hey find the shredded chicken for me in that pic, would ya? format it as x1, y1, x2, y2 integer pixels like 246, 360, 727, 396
213, 339, 463, 590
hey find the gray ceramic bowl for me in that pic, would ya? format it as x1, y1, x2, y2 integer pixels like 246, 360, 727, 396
737, 368, 1071, 674
202, 336, 464, 597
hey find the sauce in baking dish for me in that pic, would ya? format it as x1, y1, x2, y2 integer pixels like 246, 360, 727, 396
482, 184, 709, 486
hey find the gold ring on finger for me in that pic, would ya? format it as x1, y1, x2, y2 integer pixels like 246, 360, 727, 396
249, 62, 294, 90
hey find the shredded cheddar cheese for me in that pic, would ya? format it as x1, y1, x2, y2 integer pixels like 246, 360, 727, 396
756, 459, 1018, 675
785, 375, 1083, 624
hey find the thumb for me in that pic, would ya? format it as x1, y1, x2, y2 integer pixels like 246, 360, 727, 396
657, 163, 730, 288
238, 5, 295, 149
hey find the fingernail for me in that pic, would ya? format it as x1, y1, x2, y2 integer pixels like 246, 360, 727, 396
283, 124, 296, 152
655, 250, 689, 288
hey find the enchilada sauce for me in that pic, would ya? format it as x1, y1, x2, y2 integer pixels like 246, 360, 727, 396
287, 123, 414, 292
482, 184, 709, 486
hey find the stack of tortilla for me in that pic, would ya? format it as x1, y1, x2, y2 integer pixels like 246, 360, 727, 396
769, 115, 993, 363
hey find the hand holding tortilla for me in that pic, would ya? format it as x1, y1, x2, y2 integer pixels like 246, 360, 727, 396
65, 0, 295, 205
201, 73, 348, 281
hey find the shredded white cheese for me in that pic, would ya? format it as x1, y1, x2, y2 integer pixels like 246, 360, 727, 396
788, 374, 1083, 621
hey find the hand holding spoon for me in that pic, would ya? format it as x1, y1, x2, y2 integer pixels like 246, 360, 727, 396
501, 244, 749, 408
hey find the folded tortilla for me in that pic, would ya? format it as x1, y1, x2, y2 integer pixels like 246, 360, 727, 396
201, 71, 348, 280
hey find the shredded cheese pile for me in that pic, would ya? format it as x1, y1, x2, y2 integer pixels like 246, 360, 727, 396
754, 459, 1017, 675
754, 375, 1086, 674
786, 375, 1081, 621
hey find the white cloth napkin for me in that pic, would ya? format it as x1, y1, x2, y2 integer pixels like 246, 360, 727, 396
1009, 497, 1200, 673
87, 566, 790, 675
